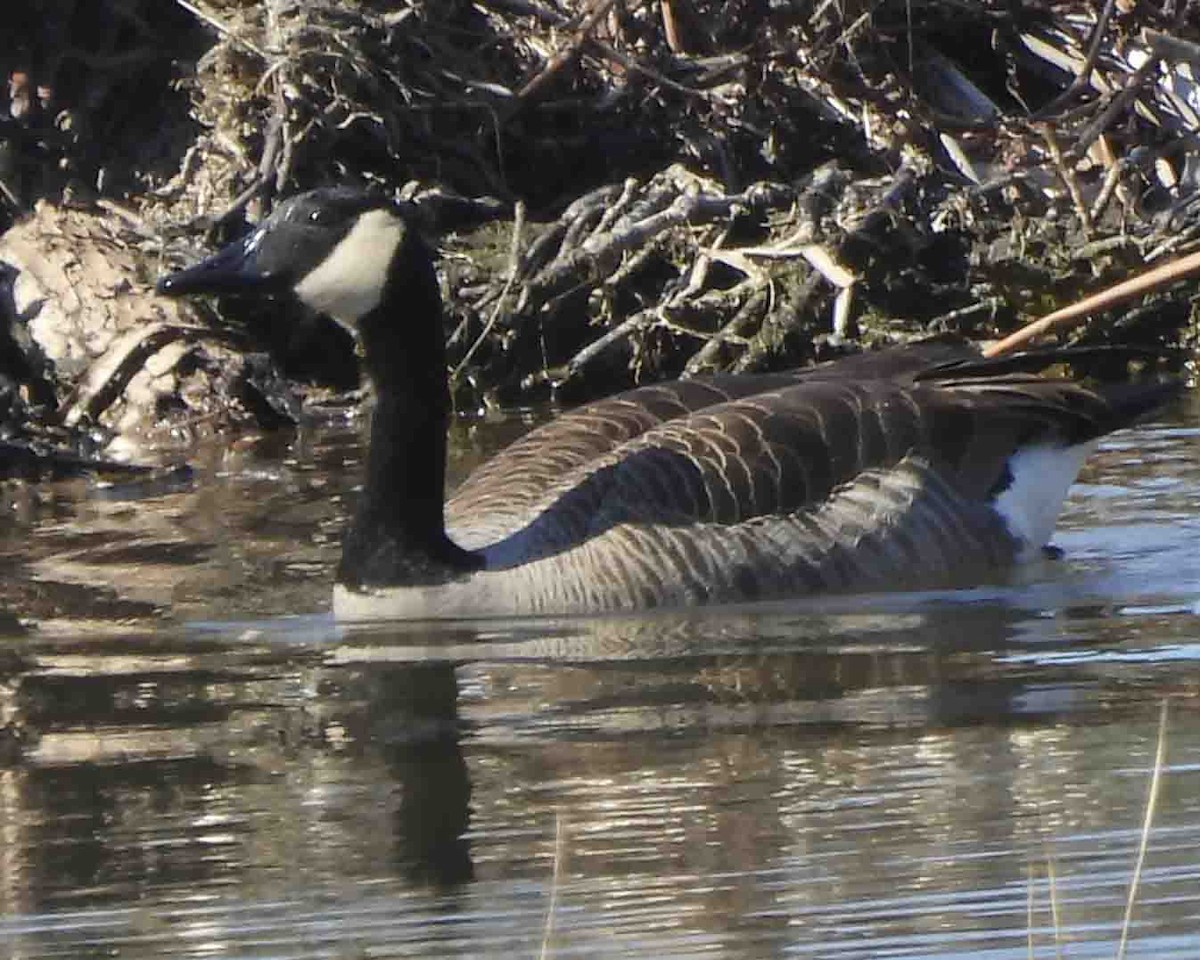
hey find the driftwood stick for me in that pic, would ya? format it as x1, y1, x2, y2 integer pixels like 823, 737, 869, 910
982, 249, 1200, 357
516, 0, 620, 103
684, 286, 770, 375
526, 192, 707, 304
1147, 216, 1200, 262
590, 177, 640, 240
558, 198, 610, 255
928, 298, 1004, 332
564, 308, 656, 379
564, 280, 757, 379
733, 271, 824, 373
483, 0, 705, 99
60, 323, 202, 427
527, 182, 790, 305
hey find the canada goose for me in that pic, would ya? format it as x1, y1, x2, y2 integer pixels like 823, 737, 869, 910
157, 188, 1180, 621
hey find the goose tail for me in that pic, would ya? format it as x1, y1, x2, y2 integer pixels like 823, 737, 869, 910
986, 372, 1183, 558
1085, 379, 1186, 433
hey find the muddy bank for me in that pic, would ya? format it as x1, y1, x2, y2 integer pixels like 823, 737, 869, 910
0, 0, 1197, 461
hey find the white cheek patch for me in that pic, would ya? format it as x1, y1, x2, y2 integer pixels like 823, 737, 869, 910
293, 208, 405, 328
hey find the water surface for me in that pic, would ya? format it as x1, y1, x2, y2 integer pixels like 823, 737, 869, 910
2, 399, 1200, 958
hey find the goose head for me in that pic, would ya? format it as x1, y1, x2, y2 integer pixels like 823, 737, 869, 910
157, 188, 429, 337
158, 188, 470, 594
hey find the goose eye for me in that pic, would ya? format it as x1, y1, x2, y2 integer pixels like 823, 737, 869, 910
308, 209, 325, 224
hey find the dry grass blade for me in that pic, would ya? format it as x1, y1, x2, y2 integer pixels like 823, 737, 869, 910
1046, 851, 1064, 960
1026, 862, 1036, 960
538, 809, 568, 960
1116, 699, 1170, 960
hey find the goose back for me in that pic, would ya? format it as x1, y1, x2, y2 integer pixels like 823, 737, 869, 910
447, 336, 983, 549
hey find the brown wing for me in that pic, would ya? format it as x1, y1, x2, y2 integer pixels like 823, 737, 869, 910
446, 335, 985, 548
471, 373, 1142, 569
446, 374, 802, 547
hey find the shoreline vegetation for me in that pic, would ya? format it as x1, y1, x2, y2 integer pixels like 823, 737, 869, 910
0, 0, 1198, 464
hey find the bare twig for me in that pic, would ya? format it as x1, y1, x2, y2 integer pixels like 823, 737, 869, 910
171, 0, 270, 60
982, 248, 1200, 357
661, 0, 687, 54
1040, 124, 1091, 237
1068, 55, 1161, 164
684, 285, 770, 374
526, 181, 791, 306
563, 308, 654, 378
517, 0, 620, 103
452, 201, 526, 385
564, 280, 757, 379
1033, 0, 1119, 118
1089, 150, 1129, 224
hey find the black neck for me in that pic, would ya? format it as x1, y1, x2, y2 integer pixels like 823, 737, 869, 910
337, 236, 483, 589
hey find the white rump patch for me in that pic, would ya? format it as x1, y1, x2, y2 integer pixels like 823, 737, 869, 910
992, 441, 1096, 559
294, 208, 405, 328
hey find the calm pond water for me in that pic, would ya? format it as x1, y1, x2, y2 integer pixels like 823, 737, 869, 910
2, 395, 1200, 958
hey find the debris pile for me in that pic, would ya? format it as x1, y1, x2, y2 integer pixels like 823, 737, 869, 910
1, 0, 1198, 450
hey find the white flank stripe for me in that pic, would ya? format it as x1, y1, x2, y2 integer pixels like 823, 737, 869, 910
992, 441, 1096, 559
294, 208, 405, 328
